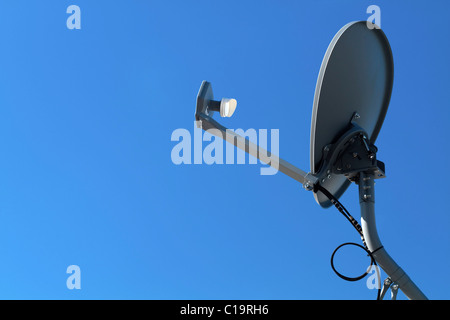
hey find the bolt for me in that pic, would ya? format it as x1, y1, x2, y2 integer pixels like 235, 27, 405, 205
327, 174, 331, 179
354, 113, 360, 119
363, 194, 372, 200
353, 152, 358, 158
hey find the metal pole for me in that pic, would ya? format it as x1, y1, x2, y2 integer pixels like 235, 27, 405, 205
358, 172, 427, 300
196, 113, 318, 187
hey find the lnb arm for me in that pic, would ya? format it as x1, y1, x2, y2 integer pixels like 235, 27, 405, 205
195, 81, 318, 189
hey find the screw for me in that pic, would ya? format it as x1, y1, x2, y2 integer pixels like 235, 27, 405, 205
353, 152, 358, 158
354, 113, 360, 119
363, 194, 372, 200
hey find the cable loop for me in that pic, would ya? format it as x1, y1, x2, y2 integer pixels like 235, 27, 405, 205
316, 184, 382, 300
330, 242, 375, 282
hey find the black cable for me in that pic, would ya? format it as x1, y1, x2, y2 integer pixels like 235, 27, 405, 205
316, 184, 382, 300
330, 242, 373, 282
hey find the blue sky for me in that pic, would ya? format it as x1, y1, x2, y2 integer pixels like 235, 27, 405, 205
0, 0, 448, 299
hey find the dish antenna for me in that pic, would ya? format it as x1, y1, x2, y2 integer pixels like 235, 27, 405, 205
194, 21, 427, 300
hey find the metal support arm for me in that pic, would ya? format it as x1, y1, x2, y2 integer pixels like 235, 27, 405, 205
195, 80, 318, 189
196, 112, 318, 188
358, 172, 427, 300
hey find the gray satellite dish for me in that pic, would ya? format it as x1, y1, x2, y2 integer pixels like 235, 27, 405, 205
194, 21, 427, 300
311, 21, 393, 208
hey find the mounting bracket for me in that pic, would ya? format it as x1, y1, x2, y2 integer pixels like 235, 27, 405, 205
313, 114, 385, 191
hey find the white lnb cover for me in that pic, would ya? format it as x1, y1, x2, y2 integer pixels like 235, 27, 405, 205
220, 98, 237, 117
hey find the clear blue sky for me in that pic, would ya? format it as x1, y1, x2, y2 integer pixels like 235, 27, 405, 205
0, 0, 448, 300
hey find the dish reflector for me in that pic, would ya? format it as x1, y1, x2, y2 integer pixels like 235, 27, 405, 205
310, 21, 394, 208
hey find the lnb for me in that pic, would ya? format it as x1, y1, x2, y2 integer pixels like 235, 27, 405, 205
208, 98, 237, 118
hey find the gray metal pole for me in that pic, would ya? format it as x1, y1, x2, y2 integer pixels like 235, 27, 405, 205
196, 113, 318, 187
358, 172, 427, 300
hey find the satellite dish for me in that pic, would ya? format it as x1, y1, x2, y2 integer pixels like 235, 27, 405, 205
311, 21, 394, 208
193, 21, 427, 300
